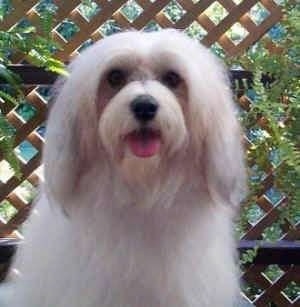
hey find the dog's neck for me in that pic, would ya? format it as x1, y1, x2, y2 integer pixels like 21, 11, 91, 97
109, 151, 204, 209
70, 147, 205, 209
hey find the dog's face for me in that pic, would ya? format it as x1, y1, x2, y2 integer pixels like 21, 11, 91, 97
97, 38, 191, 184
44, 30, 246, 210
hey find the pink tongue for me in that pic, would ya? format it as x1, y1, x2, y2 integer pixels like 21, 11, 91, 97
127, 130, 161, 158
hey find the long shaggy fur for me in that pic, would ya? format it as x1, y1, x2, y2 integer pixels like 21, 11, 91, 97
4, 29, 246, 307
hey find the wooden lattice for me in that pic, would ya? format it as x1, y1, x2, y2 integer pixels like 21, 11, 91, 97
241, 264, 300, 306
0, 1, 299, 306
236, 88, 300, 306
1, 0, 283, 59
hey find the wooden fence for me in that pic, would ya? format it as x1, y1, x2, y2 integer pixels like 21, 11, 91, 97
0, 1, 299, 306
0, 0, 283, 58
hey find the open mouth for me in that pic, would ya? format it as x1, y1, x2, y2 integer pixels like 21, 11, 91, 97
125, 128, 162, 158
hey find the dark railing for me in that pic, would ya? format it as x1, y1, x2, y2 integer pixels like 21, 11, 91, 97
1, 238, 299, 266
0, 65, 299, 270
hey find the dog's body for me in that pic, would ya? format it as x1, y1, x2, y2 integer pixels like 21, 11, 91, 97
5, 30, 246, 307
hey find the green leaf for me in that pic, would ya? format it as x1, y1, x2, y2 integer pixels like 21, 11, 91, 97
0, 64, 23, 96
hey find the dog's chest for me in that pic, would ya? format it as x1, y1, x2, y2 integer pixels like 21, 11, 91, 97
12, 197, 237, 307
57, 202, 223, 307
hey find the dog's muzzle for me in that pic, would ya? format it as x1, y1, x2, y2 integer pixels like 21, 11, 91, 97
124, 95, 161, 158
130, 95, 158, 122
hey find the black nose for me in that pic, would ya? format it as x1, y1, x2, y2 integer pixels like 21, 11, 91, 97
130, 95, 159, 122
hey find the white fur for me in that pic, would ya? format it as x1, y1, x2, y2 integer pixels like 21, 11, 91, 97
4, 30, 246, 307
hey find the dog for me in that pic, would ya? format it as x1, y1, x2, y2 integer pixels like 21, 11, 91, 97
5, 29, 246, 307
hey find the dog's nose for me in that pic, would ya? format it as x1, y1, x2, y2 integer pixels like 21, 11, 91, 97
130, 95, 158, 122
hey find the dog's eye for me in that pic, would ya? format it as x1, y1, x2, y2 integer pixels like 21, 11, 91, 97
107, 69, 127, 88
161, 71, 182, 89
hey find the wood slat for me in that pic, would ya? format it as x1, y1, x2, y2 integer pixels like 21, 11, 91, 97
0, 0, 37, 30
201, 0, 258, 46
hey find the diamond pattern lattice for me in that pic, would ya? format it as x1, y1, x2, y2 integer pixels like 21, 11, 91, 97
0, 0, 283, 61
235, 66, 300, 305
241, 264, 300, 306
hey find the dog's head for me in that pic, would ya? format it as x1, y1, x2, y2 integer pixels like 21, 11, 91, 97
44, 29, 246, 210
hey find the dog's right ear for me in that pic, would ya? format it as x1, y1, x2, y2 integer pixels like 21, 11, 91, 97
43, 67, 99, 208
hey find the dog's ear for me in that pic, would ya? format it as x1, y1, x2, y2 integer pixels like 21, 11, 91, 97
202, 89, 247, 208
187, 52, 247, 208
43, 65, 99, 207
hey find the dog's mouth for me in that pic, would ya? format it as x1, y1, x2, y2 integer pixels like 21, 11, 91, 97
125, 128, 162, 158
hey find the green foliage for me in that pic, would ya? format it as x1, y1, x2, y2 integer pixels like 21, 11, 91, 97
233, 1, 299, 272
0, 112, 19, 176
0, 0, 11, 21
0, 200, 17, 221
263, 265, 283, 282
240, 246, 259, 265
56, 19, 80, 42
99, 20, 122, 36
205, 2, 227, 25
282, 281, 300, 302
0, 1, 66, 203
163, 0, 185, 23
120, 1, 142, 22
78, 0, 100, 22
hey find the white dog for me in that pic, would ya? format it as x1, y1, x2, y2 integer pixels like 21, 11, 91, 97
5, 29, 246, 307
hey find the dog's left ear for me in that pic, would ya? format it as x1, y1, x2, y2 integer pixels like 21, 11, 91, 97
203, 93, 247, 207
187, 55, 247, 208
